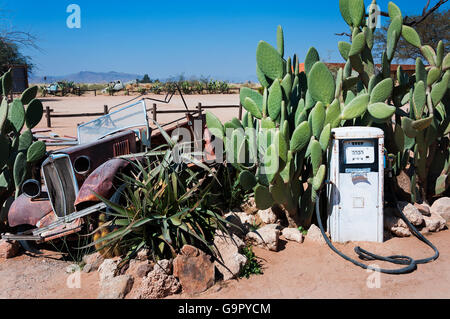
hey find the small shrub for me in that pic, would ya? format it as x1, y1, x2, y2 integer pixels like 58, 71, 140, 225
240, 245, 263, 278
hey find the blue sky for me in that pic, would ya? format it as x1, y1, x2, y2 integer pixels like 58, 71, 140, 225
2, 0, 448, 81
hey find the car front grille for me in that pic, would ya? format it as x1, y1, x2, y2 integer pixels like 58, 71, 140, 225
42, 154, 79, 218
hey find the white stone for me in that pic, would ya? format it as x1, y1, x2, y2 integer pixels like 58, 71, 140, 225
246, 224, 280, 251
82, 252, 104, 272
136, 248, 149, 261
398, 202, 424, 226
384, 213, 411, 237
98, 259, 119, 283
214, 230, 247, 280
153, 259, 172, 274
257, 208, 278, 224
431, 197, 450, 223
282, 228, 304, 243
234, 212, 256, 226
98, 275, 134, 299
304, 224, 328, 245
423, 213, 446, 232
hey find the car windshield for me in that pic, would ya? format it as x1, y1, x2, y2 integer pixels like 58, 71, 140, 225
77, 100, 148, 144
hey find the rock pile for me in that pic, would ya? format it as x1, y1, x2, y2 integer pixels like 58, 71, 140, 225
384, 199, 449, 237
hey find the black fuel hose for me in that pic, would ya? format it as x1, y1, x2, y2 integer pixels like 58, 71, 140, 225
315, 179, 439, 274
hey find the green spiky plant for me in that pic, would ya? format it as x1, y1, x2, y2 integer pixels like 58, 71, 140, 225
206, 0, 449, 227
0, 69, 46, 221
85, 122, 233, 265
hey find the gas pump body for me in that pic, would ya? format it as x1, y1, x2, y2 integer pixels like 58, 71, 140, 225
327, 127, 384, 243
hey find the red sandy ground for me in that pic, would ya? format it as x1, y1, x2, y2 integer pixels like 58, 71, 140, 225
1, 229, 449, 299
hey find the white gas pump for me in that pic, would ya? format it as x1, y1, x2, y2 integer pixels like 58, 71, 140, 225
327, 127, 384, 243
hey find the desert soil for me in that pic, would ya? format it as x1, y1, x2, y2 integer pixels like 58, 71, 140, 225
1, 229, 450, 299
35, 93, 241, 141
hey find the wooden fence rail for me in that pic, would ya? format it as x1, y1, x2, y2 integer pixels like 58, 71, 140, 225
150, 102, 242, 123
45, 105, 109, 128
44, 101, 243, 128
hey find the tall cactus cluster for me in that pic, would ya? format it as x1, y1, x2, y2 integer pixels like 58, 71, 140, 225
338, 0, 449, 204
206, 25, 341, 227
206, 0, 449, 227
0, 69, 46, 218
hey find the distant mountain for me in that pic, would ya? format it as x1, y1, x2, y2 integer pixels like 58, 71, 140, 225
30, 71, 143, 84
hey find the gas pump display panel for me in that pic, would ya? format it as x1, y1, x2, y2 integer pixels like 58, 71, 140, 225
339, 139, 378, 173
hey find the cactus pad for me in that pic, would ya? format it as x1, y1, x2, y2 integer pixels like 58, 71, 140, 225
308, 62, 335, 105
27, 140, 46, 163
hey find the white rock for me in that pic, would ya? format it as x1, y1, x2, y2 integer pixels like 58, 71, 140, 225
414, 202, 431, 216
398, 202, 424, 226
234, 212, 256, 226
98, 275, 134, 299
136, 248, 149, 261
431, 197, 450, 223
246, 224, 280, 251
304, 224, 328, 245
384, 214, 411, 237
82, 252, 104, 273
257, 208, 278, 224
153, 259, 172, 274
214, 230, 247, 280
423, 213, 446, 232
391, 226, 412, 237
98, 259, 119, 283
282, 228, 304, 243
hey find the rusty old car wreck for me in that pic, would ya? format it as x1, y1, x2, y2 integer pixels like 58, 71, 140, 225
1, 91, 212, 253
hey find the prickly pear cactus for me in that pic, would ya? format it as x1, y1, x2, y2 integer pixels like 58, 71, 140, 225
0, 69, 46, 212
206, 0, 449, 227
207, 25, 342, 227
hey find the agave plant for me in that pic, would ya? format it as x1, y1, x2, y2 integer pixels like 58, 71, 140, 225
85, 123, 232, 263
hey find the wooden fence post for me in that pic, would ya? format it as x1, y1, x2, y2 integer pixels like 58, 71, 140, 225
46, 106, 51, 128
238, 103, 243, 120
153, 103, 157, 122
104, 105, 109, 115
197, 102, 202, 115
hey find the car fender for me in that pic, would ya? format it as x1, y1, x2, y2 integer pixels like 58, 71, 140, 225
8, 194, 53, 228
74, 158, 131, 209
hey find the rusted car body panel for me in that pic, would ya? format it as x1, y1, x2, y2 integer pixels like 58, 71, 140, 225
8, 194, 53, 227
74, 158, 130, 208
60, 130, 136, 185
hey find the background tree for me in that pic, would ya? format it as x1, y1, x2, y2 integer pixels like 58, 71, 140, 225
140, 74, 152, 83
373, 8, 450, 63
0, 10, 37, 73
